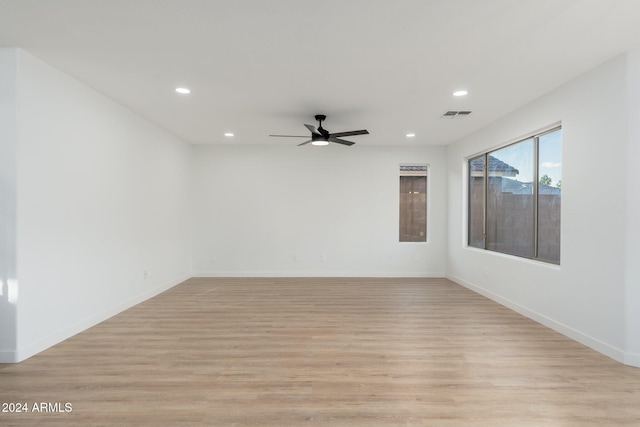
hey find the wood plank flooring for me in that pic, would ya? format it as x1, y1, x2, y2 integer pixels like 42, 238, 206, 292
1, 277, 640, 426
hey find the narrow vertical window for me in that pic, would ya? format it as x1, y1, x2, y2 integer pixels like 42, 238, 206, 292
399, 165, 427, 242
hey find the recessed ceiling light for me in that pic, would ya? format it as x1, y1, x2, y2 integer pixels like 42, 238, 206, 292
224, 132, 234, 137
406, 133, 416, 138
453, 90, 468, 97
175, 87, 191, 94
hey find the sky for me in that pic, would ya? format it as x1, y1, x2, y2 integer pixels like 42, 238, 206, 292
490, 128, 562, 186
538, 128, 562, 186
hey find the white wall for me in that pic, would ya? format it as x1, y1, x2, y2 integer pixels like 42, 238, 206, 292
447, 51, 637, 364
0, 49, 18, 361
192, 144, 447, 277
9, 50, 193, 362
624, 49, 640, 366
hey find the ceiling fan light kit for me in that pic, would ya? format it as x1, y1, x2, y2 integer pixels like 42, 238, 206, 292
269, 114, 369, 147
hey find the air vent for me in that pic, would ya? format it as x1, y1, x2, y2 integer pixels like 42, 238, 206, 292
442, 111, 472, 118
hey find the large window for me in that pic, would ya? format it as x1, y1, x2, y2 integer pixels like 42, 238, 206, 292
399, 164, 427, 242
468, 127, 561, 263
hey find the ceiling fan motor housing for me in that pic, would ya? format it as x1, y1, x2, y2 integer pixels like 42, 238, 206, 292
313, 115, 329, 140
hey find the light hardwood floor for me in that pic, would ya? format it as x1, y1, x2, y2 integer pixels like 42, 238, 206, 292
1, 277, 640, 426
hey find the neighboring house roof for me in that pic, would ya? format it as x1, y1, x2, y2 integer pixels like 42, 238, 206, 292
539, 184, 562, 195
470, 157, 561, 195
400, 165, 428, 172
497, 178, 562, 195
469, 155, 520, 176
400, 164, 428, 176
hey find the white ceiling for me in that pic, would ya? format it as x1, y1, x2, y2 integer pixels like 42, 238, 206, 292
2, 0, 640, 146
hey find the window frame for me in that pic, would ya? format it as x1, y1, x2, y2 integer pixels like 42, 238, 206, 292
467, 125, 561, 264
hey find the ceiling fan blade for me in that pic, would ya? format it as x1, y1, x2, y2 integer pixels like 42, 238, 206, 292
304, 124, 321, 135
329, 137, 355, 146
269, 134, 309, 138
329, 129, 369, 138
297, 139, 313, 146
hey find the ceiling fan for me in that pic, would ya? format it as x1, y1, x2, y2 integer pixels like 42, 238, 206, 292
269, 114, 369, 146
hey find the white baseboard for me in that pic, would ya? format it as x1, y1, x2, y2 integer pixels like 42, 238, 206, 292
10, 274, 190, 363
624, 352, 640, 368
446, 274, 633, 366
192, 271, 446, 278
